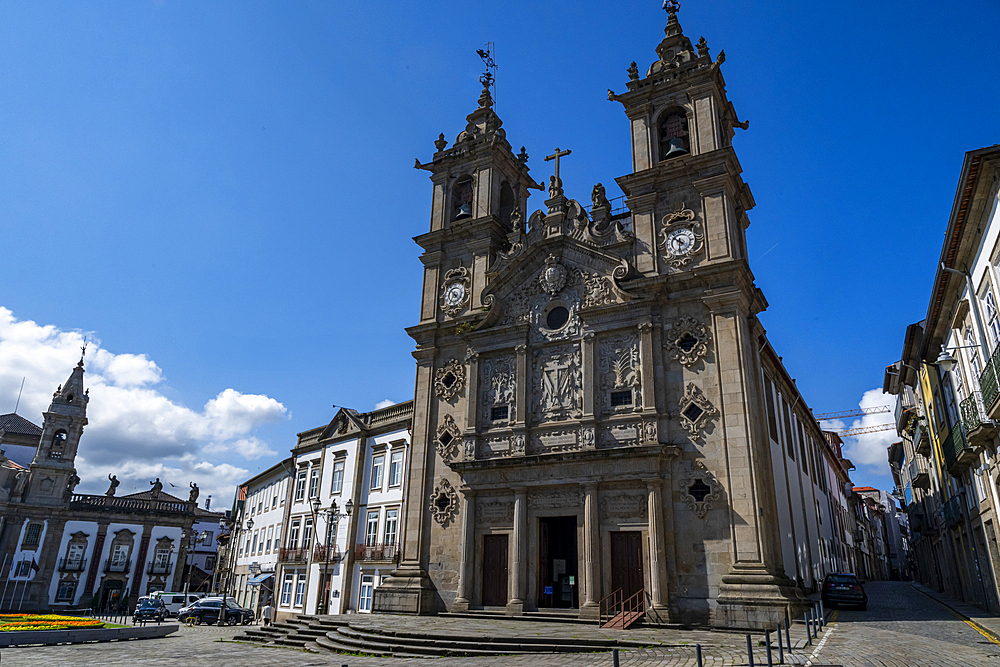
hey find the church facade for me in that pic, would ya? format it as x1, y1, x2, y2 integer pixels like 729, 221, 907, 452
374, 6, 822, 628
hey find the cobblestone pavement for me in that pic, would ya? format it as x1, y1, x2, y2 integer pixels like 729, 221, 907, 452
1, 582, 995, 666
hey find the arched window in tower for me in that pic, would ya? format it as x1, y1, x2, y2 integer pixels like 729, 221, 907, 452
452, 176, 474, 221
658, 108, 690, 161
49, 429, 68, 459
498, 181, 515, 231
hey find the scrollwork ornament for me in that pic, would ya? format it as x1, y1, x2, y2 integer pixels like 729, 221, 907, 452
434, 415, 462, 463
440, 266, 471, 317
463, 436, 477, 461
677, 383, 717, 439
429, 478, 460, 527
434, 358, 466, 401
678, 460, 722, 518
510, 433, 525, 455
538, 254, 568, 295
664, 316, 710, 368
642, 419, 658, 444
658, 203, 704, 269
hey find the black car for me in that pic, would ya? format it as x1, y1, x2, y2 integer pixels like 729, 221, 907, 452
177, 598, 254, 625
821, 572, 868, 610
133, 598, 168, 623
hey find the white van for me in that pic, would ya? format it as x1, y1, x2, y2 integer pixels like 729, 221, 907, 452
150, 591, 205, 617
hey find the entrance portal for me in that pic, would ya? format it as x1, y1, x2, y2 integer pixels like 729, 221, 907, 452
538, 516, 578, 608
610, 531, 643, 600
482, 534, 509, 607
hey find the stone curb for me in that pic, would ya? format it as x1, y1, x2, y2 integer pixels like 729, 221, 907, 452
0, 623, 178, 647
910, 582, 1000, 642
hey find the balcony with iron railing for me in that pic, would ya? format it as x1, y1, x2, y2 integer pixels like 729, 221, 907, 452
943, 495, 964, 528
914, 420, 931, 457
354, 543, 399, 562
278, 547, 310, 564
943, 420, 978, 475
58, 557, 87, 573
908, 455, 931, 489
146, 560, 173, 576
103, 558, 131, 574
961, 390, 997, 448
895, 385, 917, 432
312, 544, 343, 563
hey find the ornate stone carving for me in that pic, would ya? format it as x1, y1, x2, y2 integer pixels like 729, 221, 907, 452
599, 421, 640, 448
476, 499, 514, 525
480, 436, 510, 458
583, 273, 615, 308
533, 344, 582, 421
434, 358, 466, 401
530, 428, 581, 454
429, 478, 460, 526
581, 424, 596, 449
642, 418, 658, 444
657, 204, 704, 269
463, 436, 477, 461
480, 355, 516, 425
510, 433, 526, 455
440, 265, 471, 317
677, 383, 717, 439
599, 334, 641, 414
434, 415, 461, 463
678, 460, 722, 518
538, 254, 568, 295
664, 316, 710, 367
599, 492, 648, 520
528, 489, 583, 510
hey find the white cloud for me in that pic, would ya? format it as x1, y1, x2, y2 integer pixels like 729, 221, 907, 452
0, 306, 286, 505
375, 398, 397, 410
820, 388, 899, 470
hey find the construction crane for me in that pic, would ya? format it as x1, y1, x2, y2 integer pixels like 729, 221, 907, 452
837, 423, 896, 437
815, 406, 891, 420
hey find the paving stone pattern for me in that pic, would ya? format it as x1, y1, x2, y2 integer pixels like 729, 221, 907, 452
1, 582, 995, 666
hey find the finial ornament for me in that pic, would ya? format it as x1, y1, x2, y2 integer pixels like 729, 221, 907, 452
476, 43, 496, 109
663, 0, 680, 16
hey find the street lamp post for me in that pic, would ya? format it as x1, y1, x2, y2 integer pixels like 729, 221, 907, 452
309, 497, 352, 615
218, 516, 252, 626
184, 529, 209, 598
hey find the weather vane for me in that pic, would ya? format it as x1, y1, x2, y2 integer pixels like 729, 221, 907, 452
476, 42, 497, 105
664, 0, 680, 16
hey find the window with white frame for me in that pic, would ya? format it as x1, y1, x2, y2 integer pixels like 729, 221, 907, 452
365, 510, 379, 546
371, 455, 384, 491
384, 508, 398, 545
954, 360, 966, 400
274, 525, 282, 552
294, 468, 307, 502
55, 580, 76, 602
65, 543, 85, 569
967, 328, 982, 377
280, 479, 286, 506
111, 544, 129, 568
251, 531, 258, 554
14, 561, 30, 577
265, 526, 273, 552
358, 574, 374, 612
288, 519, 300, 548
309, 468, 320, 499
154, 548, 170, 569
294, 573, 306, 606
244, 536, 251, 556
281, 573, 294, 605
23, 523, 42, 549
331, 459, 345, 494
389, 450, 403, 488
303, 518, 313, 549
986, 289, 1000, 347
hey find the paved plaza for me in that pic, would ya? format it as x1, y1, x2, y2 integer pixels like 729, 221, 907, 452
3, 583, 1000, 666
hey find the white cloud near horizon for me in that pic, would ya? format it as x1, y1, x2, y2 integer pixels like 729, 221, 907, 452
820, 387, 899, 472
375, 398, 398, 410
0, 306, 287, 505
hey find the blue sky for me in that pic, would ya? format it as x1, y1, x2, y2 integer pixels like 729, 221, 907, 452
1, 0, 998, 503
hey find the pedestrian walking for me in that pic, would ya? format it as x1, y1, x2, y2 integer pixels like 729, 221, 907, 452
261, 603, 273, 627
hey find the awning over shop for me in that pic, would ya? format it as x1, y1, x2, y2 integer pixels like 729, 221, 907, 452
248, 572, 274, 586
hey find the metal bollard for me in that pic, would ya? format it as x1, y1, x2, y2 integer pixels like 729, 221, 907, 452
819, 599, 825, 624
746, 633, 755, 667
613, 648, 620, 667
696, 643, 703, 667
765, 629, 773, 667
786, 616, 792, 653
804, 613, 812, 645
777, 624, 784, 664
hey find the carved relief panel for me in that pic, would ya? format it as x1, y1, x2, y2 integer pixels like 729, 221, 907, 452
663, 316, 710, 368
480, 355, 516, 428
599, 333, 642, 414
677, 383, 717, 440
532, 343, 582, 423
678, 461, 722, 518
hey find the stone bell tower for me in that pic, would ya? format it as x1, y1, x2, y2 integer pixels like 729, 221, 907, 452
23, 356, 88, 506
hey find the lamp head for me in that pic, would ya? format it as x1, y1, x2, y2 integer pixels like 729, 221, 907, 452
936, 348, 958, 373
310, 496, 321, 515
345, 499, 353, 516
246, 518, 254, 530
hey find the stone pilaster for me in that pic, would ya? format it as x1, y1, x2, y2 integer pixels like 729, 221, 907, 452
646, 479, 670, 622
452, 487, 476, 612
507, 488, 527, 614
579, 483, 601, 620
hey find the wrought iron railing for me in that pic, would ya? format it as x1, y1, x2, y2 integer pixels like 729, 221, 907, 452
278, 547, 309, 564
354, 543, 399, 562
960, 392, 987, 433
146, 560, 172, 575
313, 544, 343, 563
58, 557, 87, 572
598, 587, 646, 629
104, 558, 131, 573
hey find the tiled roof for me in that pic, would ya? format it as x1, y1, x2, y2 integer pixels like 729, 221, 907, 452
0, 413, 42, 437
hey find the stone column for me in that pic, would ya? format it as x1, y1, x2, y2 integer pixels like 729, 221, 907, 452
507, 488, 527, 614
452, 487, 476, 612
465, 349, 480, 460
646, 479, 670, 622
580, 483, 601, 620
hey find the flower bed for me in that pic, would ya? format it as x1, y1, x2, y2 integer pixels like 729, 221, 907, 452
0, 614, 105, 632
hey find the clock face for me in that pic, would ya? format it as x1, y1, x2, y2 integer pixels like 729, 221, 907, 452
444, 282, 467, 307
665, 227, 696, 256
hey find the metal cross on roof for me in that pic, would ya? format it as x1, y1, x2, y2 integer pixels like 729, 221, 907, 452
544, 147, 572, 184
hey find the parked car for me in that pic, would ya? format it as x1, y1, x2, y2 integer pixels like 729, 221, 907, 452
133, 597, 168, 623
821, 573, 868, 610
177, 597, 254, 625
149, 591, 204, 617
